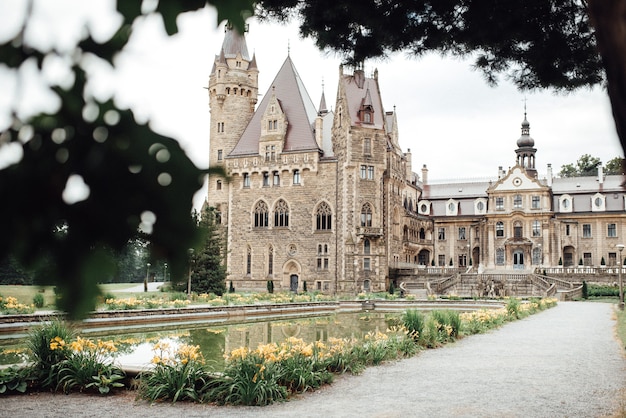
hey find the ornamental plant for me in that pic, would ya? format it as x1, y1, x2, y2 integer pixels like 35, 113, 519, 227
139, 341, 211, 403
55, 337, 124, 394
27, 320, 76, 388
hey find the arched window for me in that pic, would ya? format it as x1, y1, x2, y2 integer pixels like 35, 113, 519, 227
315, 202, 332, 230
360, 203, 372, 227
496, 221, 504, 237
274, 199, 289, 227
364, 239, 371, 255
254, 201, 269, 228
514, 221, 523, 238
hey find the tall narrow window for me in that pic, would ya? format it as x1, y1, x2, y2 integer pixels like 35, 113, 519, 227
495, 197, 504, 210
566, 224, 571, 236
363, 138, 372, 155
360, 165, 367, 179
368, 166, 374, 180
268, 246, 273, 276
217, 149, 223, 160
262, 172, 270, 187
246, 246, 251, 275
458, 227, 466, 240
293, 169, 301, 185
532, 220, 541, 237
360, 203, 373, 227
514, 221, 523, 238
254, 201, 269, 228
496, 248, 505, 265
274, 199, 289, 227
216, 180, 222, 191
496, 222, 504, 237
513, 194, 522, 208
364, 239, 371, 255
363, 258, 371, 270
583, 224, 592, 238
243, 173, 250, 188
316, 202, 332, 230
438, 227, 446, 240
273, 171, 280, 186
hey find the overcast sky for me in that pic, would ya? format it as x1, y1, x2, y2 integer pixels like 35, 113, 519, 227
0, 1, 622, 206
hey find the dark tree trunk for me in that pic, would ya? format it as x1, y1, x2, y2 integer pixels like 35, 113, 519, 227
588, 0, 626, 163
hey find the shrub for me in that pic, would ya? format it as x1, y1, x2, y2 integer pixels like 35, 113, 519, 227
582, 281, 588, 299
389, 281, 395, 295
229, 281, 235, 293
402, 309, 424, 343
55, 337, 124, 394
0, 366, 36, 394
139, 342, 211, 403
27, 320, 76, 388
506, 298, 522, 319
204, 354, 287, 406
33, 293, 45, 309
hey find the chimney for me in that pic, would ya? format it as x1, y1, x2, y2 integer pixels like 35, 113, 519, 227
547, 163, 553, 187
498, 166, 504, 179
598, 165, 604, 184
421, 164, 429, 185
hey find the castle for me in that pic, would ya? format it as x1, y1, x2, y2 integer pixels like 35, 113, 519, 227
206, 27, 626, 295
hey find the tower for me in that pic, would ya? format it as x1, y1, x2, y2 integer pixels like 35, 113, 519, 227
207, 24, 259, 221
515, 109, 537, 178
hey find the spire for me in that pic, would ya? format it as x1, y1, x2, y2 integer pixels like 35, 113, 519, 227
221, 24, 250, 60
515, 101, 537, 176
319, 79, 328, 115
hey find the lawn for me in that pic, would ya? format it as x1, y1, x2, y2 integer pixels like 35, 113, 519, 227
0, 283, 147, 309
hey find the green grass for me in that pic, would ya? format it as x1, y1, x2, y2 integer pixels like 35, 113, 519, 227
0, 285, 56, 308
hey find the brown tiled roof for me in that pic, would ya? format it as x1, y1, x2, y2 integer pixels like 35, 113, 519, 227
229, 56, 319, 157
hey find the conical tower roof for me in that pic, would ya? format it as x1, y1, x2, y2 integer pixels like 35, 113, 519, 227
229, 56, 319, 156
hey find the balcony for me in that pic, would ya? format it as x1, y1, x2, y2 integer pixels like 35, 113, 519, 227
357, 227, 383, 237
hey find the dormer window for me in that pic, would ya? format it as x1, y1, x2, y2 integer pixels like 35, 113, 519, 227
364, 112, 371, 123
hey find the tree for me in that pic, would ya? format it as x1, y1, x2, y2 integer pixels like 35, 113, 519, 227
256, 0, 626, 176
188, 207, 227, 296
0, 1, 245, 318
559, 154, 602, 177
605, 157, 625, 175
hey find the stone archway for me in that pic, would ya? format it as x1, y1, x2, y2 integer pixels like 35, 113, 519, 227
282, 260, 302, 292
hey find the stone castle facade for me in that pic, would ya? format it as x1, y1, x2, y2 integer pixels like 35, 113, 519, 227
206, 27, 626, 294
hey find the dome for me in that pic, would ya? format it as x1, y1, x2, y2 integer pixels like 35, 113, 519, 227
516, 116, 534, 147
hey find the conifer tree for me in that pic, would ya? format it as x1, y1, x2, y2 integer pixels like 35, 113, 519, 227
189, 207, 227, 296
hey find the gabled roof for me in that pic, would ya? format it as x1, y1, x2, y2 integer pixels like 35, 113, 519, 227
341, 70, 385, 129
229, 56, 319, 157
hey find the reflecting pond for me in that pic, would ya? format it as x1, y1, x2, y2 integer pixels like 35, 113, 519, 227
0, 312, 403, 369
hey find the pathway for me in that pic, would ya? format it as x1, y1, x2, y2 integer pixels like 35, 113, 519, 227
4, 302, 626, 417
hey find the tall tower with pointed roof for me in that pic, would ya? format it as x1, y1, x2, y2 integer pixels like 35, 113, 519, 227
207, 24, 259, 220
515, 110, 537, 177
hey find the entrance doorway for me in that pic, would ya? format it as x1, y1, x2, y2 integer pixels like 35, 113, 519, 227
290, 274, 299, 292
513, 250, 524, 269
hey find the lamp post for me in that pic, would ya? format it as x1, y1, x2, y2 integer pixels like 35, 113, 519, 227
187, 249, 194, 299
466, 244, 470, 270
617, 244, 624, 310
163, 262, 168, 283
144, 263, 150, 292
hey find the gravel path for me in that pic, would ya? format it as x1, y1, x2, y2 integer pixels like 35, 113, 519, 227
4, 301, 625, 417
